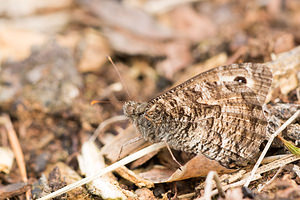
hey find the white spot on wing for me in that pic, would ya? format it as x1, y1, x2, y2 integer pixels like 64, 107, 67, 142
218, 74, 256, 90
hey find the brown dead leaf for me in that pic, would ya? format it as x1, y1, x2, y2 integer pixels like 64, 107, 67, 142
135, 188, 157, 200
100, 125, 147, 162
0, 182, 30, 199
258, 175, 300, 200
273, 33, 295, 54
39, 162, 92, 200
0, 28, 46, 63
77, 29, 111, 73
139, 154, 235, 183
165, 154, 236, 182
156, 39, 193, 79
78, 0, 173, 39
138, 165, 175, 183
56, 31, 81, 53
102, 27, 166, 56
130, 150, 159, 169
167, 5, 217, 42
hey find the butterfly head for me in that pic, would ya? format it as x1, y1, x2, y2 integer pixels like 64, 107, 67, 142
123, 101, 147, 120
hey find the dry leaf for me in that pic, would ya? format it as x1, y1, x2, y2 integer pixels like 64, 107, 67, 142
0, 11, 71, 33
78, 141, 127, 199
78, 0, 173, 39
165, 154, 236, 182
0, 0, 72, 17
0, 28, 46, 63
77, 29, 111, 73
100, 125, 147, 162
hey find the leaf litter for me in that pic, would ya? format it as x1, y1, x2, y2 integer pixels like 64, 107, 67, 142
0, 0, 300, 199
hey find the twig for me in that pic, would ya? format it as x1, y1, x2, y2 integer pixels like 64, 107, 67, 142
204, 171, 225, 200
257, 165, 284, 192
0, 114, 30, 200
0, 114, 27, 183
198, 154, 300, 199
37, 142, 166, 200
244, 110, 300, 187
89, 115, 127, 142
178, 192, 195, 199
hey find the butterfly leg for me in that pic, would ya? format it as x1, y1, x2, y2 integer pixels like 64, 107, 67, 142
164, 140, 183, 169
118, 136, 144, 160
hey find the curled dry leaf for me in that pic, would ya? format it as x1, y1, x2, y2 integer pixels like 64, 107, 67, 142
165, 154, 236, 182
100, 125, 147, 163
138, 154, 235, 183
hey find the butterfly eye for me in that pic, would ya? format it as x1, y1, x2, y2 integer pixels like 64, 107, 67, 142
234, 76, 247, 84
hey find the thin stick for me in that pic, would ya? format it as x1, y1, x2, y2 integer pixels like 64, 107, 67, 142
204, 171, 225, 200
37, 142, 166, 200
197, 154, 300, 200
89, 115, 127, 142
244, 110, 300, 187
257, 165, 284, 192
165, 141, 183, 168
0, 114, 30, 200
107, 56, 131, 99
0, 114, 27, 183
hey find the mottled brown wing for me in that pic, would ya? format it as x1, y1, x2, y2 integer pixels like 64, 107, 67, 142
145, 63, 272, 167
148, 63, 272, 107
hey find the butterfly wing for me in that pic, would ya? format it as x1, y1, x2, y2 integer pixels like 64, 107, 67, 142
144, 63, 272, 167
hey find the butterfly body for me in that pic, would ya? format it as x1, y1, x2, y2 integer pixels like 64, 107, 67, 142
123, 63, 272, 168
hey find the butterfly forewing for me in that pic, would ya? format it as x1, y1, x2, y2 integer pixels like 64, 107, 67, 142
124, 63, 273, 168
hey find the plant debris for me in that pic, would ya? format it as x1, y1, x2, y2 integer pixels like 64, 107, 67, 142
0, 0, 299, 199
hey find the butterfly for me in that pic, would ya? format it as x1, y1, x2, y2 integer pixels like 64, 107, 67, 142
123, 63, 272, 168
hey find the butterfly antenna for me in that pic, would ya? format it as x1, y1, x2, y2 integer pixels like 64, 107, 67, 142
90, 100, 112, 105
107, 56, 131, 99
